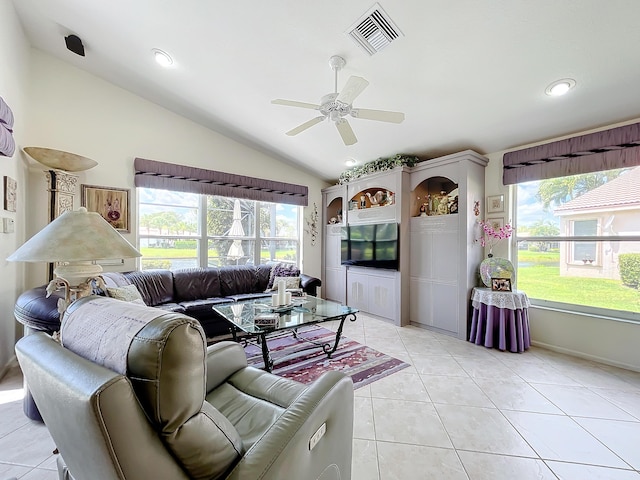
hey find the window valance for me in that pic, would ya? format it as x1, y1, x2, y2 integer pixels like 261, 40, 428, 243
134, 158, 308, 206
502, 122, 640, 185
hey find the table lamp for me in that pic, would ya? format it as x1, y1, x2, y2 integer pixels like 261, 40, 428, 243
8, 207, 141, 313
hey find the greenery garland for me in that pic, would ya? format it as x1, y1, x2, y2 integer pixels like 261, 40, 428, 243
337, 154, 422, 184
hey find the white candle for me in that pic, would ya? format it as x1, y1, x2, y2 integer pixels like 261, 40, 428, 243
272, 294, 279, 307
277, 280, 286, 305
285, 291, 292, 305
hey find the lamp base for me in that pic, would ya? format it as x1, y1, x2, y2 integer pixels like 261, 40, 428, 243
48, 262, 106, 314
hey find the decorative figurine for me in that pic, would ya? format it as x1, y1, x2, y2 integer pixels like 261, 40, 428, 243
419, 203, 428, 216
366, 190, 385, 207
436, 191, 449, 215
449, 195, 459, 214
360, 195, 366, 209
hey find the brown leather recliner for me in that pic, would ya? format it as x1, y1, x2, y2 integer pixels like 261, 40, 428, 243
15, 296, 354, 480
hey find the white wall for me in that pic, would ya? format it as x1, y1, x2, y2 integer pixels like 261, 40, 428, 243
484, 118, 640, 371
0, 40, 328, 373
0, 0, 31, 373
23, 50, 328, 289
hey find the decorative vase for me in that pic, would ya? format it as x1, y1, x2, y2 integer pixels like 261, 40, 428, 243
479, 254, 514, 287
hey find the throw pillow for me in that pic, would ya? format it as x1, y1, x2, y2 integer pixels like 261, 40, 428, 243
270, 276, 301, 291
266, 263, 301, 290
106, 284, 144, 303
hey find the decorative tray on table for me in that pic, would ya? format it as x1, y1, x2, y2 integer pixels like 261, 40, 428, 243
480, 257, 515, 287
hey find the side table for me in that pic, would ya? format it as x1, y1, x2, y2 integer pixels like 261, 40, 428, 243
469, 287, 531, 353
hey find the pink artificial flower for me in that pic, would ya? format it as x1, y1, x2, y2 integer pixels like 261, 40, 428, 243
477, 220, 513, 250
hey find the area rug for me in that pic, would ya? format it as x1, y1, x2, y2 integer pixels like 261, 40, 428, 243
242, 325, 410, 389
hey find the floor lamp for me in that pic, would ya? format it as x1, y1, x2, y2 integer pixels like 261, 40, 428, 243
22, 147, 98, 281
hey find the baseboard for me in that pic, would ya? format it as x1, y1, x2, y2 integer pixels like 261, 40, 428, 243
0, 355, 18, 381
531, 340, 640, 373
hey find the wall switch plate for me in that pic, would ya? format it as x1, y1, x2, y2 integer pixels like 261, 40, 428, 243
309, 422, 326, 451
2, 217, 14, 233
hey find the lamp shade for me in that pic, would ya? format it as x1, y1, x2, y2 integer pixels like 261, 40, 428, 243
23, 147, 97, 172
7, 207, 141, 263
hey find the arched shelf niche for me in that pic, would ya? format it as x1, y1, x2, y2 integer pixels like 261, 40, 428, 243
326, 197, 344, 225
347, 187, 395, 211
412, 176, 458, 217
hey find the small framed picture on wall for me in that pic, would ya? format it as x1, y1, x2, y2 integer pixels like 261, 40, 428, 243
487, 194, 504, 214
4, 176, 17, 212
486, 217, 505, 231
81, 184, 130, 233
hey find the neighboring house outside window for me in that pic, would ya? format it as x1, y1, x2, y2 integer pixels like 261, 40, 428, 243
138, 188, 301, 270
515, 166, 640, 320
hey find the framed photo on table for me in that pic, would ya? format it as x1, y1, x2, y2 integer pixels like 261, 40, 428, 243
487, 194, 504, 214
81, 184, 130, 232
491, 277, 512, 292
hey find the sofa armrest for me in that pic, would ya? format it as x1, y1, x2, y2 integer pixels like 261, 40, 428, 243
300, 274, 322, 296
225, 371, 354, 480
205, 341, 248, 392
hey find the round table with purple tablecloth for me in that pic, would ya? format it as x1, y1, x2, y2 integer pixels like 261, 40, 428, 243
469, 287, 531, 353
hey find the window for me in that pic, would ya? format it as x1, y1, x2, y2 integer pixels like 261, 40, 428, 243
515, 167, 640, 320
138, 188, 301, 270
571, 219, 597, 264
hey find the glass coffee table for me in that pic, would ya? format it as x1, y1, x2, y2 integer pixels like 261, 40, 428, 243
213, 296, 358, 372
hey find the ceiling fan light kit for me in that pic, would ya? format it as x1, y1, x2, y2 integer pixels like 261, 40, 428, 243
272, 55, 404, 146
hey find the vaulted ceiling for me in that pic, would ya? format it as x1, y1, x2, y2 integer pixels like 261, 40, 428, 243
11, 0, 640, 181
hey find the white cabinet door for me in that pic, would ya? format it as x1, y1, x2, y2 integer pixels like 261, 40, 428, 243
409, 216, 460, 335
368, 273, 397, 320
324, 268, 346, 303
325, 229, 342, 269
347, 269, 397, 320
347, 271, 369, 312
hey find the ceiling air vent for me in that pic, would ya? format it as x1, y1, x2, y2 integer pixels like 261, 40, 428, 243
347, 3, 403, 55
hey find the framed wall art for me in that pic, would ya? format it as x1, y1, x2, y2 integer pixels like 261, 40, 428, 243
81, 184, 130, 232
486, 216, 505, 231
487, 194, 504, 214
4, 176, 17, 212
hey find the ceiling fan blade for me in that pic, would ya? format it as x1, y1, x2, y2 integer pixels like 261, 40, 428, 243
286, 116, 325, 136
272, 99, 320, 110
336, 76, 369, 105
351, 108, 405, 123
335, 119, 357, 146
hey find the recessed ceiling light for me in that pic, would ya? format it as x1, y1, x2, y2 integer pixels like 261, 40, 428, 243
545, 78, 576, 96
152, 48, 174, 68
345, 159, 358, 167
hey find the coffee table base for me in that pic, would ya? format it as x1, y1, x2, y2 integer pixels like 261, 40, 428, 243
235, 312, 357, 373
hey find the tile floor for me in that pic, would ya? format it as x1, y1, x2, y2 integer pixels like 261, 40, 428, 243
1, 313, 640, 479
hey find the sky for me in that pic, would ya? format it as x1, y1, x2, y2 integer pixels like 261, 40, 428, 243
516, 182, 558, 228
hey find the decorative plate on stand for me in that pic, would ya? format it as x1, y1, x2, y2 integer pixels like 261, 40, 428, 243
480, 256, 515, 287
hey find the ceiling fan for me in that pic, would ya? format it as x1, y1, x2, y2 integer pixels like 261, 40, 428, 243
271, 55, 405, 146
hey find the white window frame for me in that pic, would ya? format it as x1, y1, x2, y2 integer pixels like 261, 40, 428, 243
514, 183, 640, 324
138, 189, 301, 270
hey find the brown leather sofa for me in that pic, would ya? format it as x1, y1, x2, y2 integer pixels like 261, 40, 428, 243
15, 296, 353, 480
100, 264, 321, 338
15, 264, 321, 339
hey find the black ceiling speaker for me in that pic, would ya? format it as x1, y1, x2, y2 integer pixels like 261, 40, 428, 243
65, 34, 85, 57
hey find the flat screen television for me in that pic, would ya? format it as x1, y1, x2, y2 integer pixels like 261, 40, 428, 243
341, 222, 399, 270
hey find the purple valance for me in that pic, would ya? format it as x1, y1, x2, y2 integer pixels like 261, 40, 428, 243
503, 122, 640, 185
134, 158, 308, 206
